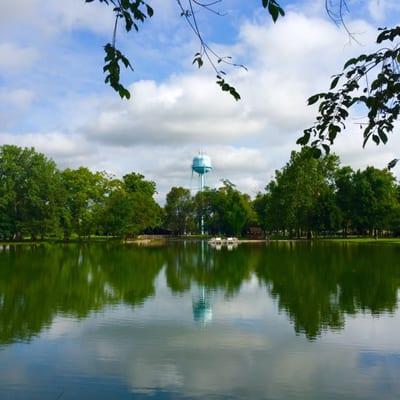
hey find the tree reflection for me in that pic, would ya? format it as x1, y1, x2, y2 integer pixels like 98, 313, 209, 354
255, 242, 400, 340
0, 244, 163, 345
0, 242, 399, 344
164, 242, 257, 297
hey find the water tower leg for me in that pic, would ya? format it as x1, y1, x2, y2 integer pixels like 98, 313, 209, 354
200, 174, 204, 235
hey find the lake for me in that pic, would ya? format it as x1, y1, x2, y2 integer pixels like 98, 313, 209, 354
0, 241, 400, 399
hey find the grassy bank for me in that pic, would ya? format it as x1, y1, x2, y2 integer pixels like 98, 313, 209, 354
2, 236, 400, 246
320, 237, 400, 244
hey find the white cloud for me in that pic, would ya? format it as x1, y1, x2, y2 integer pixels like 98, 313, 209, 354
0, 89, 35, 109
0, 43, 38, 71
0, 0, 113, 36
367, 0, 400, 22
1, 9, 396, 202
84, 77, 263, 146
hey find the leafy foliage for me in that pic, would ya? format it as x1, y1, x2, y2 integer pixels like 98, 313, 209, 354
164, 187, 194, 235
85, 0, 284, 100
86, 0, 154, 99
254, 148, 400, 238
262, 0, 285, 23
0, 146, 61, 240
259, 148, 340, 237
298, 26, 400, 167
2, 145, 400, 241
194, 180, 256, 236
103, 43, 133, 99
0, 146, 162, 240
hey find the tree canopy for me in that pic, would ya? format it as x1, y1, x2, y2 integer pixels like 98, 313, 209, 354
1, 145, 400, 240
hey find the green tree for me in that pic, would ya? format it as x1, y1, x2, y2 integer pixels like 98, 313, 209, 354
164, 187, 194, 235
351, 167, 398, 237
253, 192, 269, 231
0, 145, 62, 240
123, 172, 156, 197
101, 173, 161, 238
194, 180, 255, 236
263, 148, 340, 238
218, 180, 256, 236
60, 167, 111, 239
335, 166, 355, 237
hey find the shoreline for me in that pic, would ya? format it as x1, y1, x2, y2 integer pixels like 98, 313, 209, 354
2, 237, 400, 246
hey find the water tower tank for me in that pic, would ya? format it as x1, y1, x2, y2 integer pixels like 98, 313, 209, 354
192, 154, 212, 175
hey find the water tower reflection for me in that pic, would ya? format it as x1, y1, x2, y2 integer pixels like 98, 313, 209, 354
192, 240, 213, 324
192, 286, 213, 324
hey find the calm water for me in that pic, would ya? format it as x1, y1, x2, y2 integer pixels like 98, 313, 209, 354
1, 241, 400, 399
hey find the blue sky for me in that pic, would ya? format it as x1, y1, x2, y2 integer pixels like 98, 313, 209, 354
1, 0, 400, 201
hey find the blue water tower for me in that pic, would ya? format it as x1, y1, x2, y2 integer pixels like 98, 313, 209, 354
192, 153, 212, 235
192, 154, 212, 177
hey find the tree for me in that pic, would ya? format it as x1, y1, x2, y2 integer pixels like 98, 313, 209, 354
164, 187, 194, 235
60, 167, 111, 239
335, 166, 355, 237
194, 180, 255, 236
253, 192, 269, 231
351, 167, 398, 236
101, 173, 161, 238
262, 147, 340, 238
0, 145, 62, 240
218, 180, 256, 236
122, 172, 156, 197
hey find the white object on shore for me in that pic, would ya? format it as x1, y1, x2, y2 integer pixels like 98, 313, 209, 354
208, 237, 238, 246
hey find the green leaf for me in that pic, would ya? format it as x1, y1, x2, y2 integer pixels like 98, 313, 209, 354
311, 147, 322, 159
229, 87, 241, 101
322, 144, 330, 154
343, 58, 357, 69
330, 76, 340, 90
388, 159, 398, 170
222, 83, 230, 91
296, 131, 310, 145
307, 94, 320, 105
262, 0, 285, 23
121, 0, 130, 9
146, 4, 154, 17
378, 131, 388, 144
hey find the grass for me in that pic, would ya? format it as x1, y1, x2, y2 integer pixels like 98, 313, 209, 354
320, 237, 400, 244
2, 236, 400, 246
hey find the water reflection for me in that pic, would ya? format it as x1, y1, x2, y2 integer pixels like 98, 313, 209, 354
0, 244, 164, 345
0, 241, 399, 345
192, 286, 213, 324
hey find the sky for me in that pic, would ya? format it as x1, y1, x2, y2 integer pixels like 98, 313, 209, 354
1, 0, 400, 203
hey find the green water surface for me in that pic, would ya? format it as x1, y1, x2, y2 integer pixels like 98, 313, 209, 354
0, 241, 399, 399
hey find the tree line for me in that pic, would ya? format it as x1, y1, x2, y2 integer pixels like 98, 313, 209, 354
1, 145, 400, 240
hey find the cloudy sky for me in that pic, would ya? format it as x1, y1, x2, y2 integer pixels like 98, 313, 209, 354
1, 0, 400, 202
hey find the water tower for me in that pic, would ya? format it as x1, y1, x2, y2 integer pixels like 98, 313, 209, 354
192, 153, 212, 235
